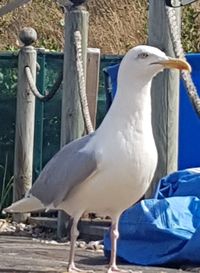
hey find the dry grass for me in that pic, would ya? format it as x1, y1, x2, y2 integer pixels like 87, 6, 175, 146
182, 2, 200, 52
88, 0, 147, 54
0, 0, 147, 54
0, 0, 199, 54
0, 0, 64, 51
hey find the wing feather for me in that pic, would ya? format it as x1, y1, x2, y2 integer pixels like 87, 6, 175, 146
30, 133, 97, 207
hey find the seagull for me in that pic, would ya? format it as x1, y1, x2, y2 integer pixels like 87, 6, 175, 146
4, 45, 191, 273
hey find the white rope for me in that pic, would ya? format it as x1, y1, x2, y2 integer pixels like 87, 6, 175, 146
25, 66, 63, 102
74, 31, 94, 134
166, 6, 200, 115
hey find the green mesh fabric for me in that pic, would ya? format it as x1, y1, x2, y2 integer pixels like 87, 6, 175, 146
0, 51, 121, 210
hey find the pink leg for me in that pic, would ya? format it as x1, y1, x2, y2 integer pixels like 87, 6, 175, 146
107, 219, 132, 273
67, 217, 93, 273
67, 217, 82, 272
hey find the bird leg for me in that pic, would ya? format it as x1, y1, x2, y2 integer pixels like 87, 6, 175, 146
66, 217, 94, 273
107, 220, 120, 273
67, 217, 81, 272
107, 219, 131, 273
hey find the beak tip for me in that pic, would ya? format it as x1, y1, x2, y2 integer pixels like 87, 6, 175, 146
187, 64, 192, 73
163, 58, 192, 72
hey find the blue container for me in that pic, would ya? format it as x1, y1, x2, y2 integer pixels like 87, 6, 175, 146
179, 54, 200, 170
103, 54, 200, 170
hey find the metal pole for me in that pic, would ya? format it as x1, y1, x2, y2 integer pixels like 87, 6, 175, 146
57, 1, 89, 238
147, 0, 181, 196
13, 27, 37, 222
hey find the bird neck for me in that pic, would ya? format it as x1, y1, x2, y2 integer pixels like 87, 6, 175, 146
99, 80, 153, 133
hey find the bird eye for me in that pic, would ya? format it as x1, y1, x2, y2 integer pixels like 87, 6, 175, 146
138, 53, 149, 59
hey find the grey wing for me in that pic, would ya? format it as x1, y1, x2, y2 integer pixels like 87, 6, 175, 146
30, 133, 97, 208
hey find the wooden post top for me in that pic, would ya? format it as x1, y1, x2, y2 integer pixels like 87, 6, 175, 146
19, 27, 37, 46
70, 0, 88, 5
61, 0, 88, 10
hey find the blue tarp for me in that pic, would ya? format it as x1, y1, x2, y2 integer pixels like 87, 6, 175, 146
104, 168, 200, 266
154, 168, 200, 199
104, 54, 200, 170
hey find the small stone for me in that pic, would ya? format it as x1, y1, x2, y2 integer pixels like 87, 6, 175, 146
86, 241, 97, 250
8, 226, 16, 232
86, 240, 103, 250
0, 221, 7, 232
32, 238, 40, 242
25, 224, 33, 232
19, 223, 26, 230
77, 240, 86, 249
48, 240, 58, 245
95, 244, 104, 251
86, 244, 95, 250
95, 249, 104, 254
20, 223, 26, 228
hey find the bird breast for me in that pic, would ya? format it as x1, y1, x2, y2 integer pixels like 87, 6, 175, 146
61, 125, 157, 217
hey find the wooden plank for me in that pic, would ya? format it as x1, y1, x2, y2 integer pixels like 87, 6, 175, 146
0, 235, 188, 273
147, 0, 181, 196
86, 48, 100, 129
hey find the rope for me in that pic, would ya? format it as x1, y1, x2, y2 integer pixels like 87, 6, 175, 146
25, 30, 94, 131
25, 66, 63, 102
165, 6, 200, 116
74, 31, 94, 134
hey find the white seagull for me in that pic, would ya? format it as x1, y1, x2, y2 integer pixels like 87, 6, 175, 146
5, 45, 191, 273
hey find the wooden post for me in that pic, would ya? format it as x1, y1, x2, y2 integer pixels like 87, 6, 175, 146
13, 27, 37, 222
147, 0, 181, 196
57, 1, 89, 238
86, 48, 100, 128
33, 49, 45, 180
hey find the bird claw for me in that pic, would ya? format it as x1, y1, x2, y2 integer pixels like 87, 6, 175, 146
107, 266, 135, 273
66, 264, 94, 273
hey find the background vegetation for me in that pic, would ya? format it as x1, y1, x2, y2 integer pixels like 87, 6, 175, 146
0, 0, 199, 54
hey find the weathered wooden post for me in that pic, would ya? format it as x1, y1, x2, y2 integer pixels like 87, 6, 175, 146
33, 49, 46, 180
13, 27, 37, 222
147, 0, 181, 196
57, 0, 89, 237
86, 48, 100, 128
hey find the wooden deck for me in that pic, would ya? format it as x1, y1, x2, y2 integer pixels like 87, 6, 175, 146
0, 235, 196, 273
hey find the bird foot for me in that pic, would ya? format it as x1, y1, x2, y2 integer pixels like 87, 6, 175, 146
65, 264, 94, 273
107, 266, 134, 273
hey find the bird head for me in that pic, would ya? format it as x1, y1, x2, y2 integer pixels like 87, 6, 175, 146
118, 45, 191, 85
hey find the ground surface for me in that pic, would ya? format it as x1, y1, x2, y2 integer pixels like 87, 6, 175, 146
0, 235, 197, 273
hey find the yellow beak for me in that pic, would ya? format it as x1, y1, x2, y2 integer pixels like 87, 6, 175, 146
153, 58, 191, 72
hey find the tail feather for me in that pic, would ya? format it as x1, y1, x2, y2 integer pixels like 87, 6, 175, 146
4, 195, 44, 213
